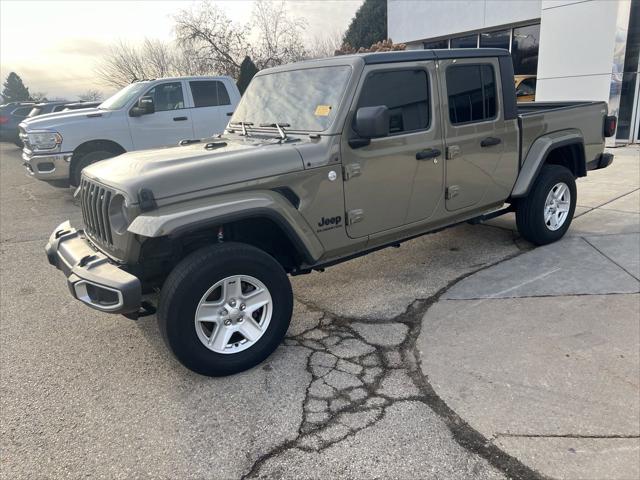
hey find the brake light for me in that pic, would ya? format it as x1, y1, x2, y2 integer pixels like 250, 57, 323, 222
604, 115, 617, 137
0, 115, 8, 124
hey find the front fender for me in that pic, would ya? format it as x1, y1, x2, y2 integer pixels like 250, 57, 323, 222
127, 190, 324, 264
511, 129, 585, 198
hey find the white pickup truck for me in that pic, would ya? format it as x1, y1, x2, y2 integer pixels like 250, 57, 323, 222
20, 76, 240, 186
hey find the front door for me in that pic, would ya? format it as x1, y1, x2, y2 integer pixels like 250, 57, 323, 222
438, 57, 507, 211
342, 62, 445, 238
128, 81, 195, 150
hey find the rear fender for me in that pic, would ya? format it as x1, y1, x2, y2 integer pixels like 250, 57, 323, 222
511, 129, 585, 198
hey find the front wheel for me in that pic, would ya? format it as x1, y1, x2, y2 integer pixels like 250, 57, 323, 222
70, 150, 119, 186
157, 243, 293, 376
516, 164, 577, 245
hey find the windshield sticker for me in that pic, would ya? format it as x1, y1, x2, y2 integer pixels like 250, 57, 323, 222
314, 105, 332, 116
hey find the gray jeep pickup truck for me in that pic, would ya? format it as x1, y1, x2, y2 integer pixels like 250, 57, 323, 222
46, 49, 617, 376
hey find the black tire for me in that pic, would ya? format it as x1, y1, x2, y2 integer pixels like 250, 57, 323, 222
70, 149, 118, 186
516, 164, 577, 245
157, 242, 293, 376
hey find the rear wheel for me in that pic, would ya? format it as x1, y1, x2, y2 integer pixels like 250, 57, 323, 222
516, 164, 576, 245
70, 149, 119, 186
158, 242, 293, 376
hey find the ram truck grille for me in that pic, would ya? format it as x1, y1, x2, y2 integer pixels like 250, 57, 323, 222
80, 178, 114, 246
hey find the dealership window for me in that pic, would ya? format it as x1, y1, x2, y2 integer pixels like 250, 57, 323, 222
450, 34, 478, 48
424, 39, 448, 49
446, 64, 496, 124
480, 29, 510, 50
357, 69, 430, 135
511, 24, 540, 75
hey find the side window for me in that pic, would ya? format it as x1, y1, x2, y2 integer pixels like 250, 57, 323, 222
145, 82, 185, 112
13, 107, 32, 116
190, 81, 232, 108
357, 69, 430, 135
216, 82, 231, 106
446, 64, 497, 124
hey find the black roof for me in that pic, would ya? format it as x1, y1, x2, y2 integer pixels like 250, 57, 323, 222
360, 48, 510, 65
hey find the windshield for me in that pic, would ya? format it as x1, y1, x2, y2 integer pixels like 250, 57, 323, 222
230, 65, 352, 132
100, 82, 149, 110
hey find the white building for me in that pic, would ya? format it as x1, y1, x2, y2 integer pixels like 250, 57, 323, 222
388, 0, 640, 145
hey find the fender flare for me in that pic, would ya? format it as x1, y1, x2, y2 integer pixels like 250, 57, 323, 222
511, 129, 585, 198
127, 190, 324, 264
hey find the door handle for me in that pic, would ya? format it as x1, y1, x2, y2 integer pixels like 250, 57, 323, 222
173, 116, 188, 121
480, 137, 501, 147
415, 148, 441, 160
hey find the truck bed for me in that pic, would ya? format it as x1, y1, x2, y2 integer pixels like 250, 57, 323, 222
517, 101, 608, 167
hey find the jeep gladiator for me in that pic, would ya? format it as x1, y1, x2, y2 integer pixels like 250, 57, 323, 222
45, 49, 617, 376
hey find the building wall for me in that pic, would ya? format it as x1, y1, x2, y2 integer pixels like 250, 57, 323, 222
535, 1, 621, 103
387, 0, 541, 44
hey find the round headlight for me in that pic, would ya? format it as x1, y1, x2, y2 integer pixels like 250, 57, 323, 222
108, 194, 129, 234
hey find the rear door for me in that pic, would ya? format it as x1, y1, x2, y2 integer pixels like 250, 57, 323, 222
439, 57, 510, 211
341, 62, 445, 238
188, 80, 236, 138
128, 81, 195, 150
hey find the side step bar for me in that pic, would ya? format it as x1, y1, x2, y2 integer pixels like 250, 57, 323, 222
467, 205, 515, 225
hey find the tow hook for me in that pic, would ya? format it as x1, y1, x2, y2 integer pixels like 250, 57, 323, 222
123, 300, 157, 320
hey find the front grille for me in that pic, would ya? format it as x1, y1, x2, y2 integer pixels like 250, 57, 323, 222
80, 178, 114, 246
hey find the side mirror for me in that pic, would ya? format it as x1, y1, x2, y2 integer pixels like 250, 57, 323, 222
130, 96, 155, 117
351, 106, 389, 147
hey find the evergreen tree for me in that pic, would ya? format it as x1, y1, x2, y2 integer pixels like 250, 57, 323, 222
343, 0, 387, 50
1, 72, 31, 102
236, 56, 259, 95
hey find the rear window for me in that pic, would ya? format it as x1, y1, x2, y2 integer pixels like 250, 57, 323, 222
190, 81, 231, 108
446, 64, 496, 124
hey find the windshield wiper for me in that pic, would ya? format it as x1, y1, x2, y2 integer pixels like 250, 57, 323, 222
229, 121, 253, 137
259, 122, 290, 140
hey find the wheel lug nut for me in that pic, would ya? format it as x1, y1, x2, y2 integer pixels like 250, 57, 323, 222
239, 304, 246, 311
224, 319, 232, 326
229, 299, 236, 307
237, 317, 244, 323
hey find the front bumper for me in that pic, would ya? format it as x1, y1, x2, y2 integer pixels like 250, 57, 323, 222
45, 221, 141, 314
22, 149, 72, 181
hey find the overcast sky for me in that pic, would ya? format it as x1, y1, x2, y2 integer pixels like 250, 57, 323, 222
0, 0, 362, 100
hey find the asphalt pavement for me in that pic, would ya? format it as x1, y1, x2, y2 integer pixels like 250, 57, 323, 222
1, 142, 638, 479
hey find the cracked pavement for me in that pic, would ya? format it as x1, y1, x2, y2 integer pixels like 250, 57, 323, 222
1, 143, 638, 479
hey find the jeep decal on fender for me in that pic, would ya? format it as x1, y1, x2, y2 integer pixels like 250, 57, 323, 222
317, 215, 342, 232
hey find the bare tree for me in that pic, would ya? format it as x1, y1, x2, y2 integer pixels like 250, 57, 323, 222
78, 89, 103, 101
174, 1, 250, 79
95, 38, 213, 89
30, 91, 48, 102
307, 30, 345, 59
251, 0, 307, 69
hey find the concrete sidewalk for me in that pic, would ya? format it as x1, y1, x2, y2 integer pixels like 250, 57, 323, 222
418, 146, 640, 480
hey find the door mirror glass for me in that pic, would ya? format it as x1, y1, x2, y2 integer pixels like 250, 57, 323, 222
353, 105, 389, 139
130, 96, 155, 117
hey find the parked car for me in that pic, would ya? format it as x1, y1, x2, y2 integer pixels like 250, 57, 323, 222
0, 102, 34, 145
20, 76, 240, 185
62, 101, 102, 111
515, 75, 536, 102
45, 49, 616, 376
27, 101, 70, 118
